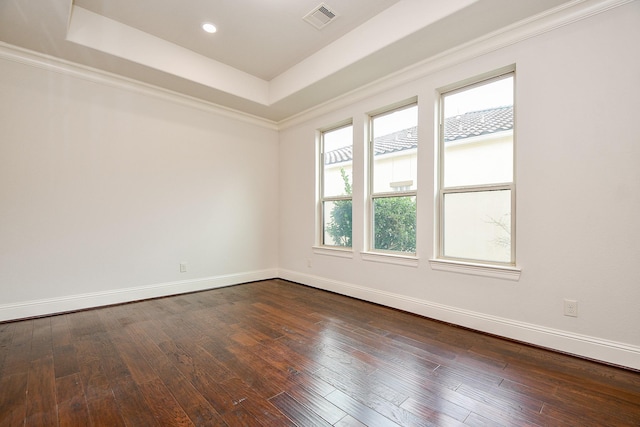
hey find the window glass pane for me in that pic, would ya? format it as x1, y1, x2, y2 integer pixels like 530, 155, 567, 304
323, 126, 353, 197
323, 200, 352, 247
373, 196, 416, 253
443, 190, 511, 263
443, 77, 513, 187
372, 105, 418, 194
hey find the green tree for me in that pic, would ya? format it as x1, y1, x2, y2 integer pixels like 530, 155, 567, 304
326, 169, 417, 252
325, 169, 352, 247
373, 196, 416, 252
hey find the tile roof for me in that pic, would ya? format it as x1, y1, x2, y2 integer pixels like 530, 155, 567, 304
325, 105, 512, 165
444, 105, 513, 142
324, 146, 353, 165
372, 126, 417, 156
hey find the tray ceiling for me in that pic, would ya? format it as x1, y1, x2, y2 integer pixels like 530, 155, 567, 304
0, 0, 577, 122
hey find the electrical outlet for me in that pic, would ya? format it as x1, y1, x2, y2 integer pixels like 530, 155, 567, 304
180, 262, 187, 273
564, 299, 578, 317
307, 259, 312, 268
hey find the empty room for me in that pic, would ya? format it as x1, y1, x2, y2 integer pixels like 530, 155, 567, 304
1, 0, 639, 425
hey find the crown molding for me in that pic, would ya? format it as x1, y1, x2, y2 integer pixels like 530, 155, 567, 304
277, 0, 634, 130
1, 0, 632, 131
0, 42, 279, 131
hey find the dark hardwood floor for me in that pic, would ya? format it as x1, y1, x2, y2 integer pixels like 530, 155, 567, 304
1, 279, 639, 426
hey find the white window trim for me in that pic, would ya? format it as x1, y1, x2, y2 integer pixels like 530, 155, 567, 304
318, 121, 353, 250
312, 246, 354, 258
435, 68, 519, 272
428, 258, 521, 280
368, 100, 418, 257
361, 250, 419, 267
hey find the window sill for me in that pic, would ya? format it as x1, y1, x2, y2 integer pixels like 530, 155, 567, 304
361, 251, 419, 267
312, 246, 354, 259
429, 258, 521, 281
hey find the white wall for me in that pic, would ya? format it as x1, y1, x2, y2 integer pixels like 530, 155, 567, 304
278, 2, 640, 369
0, 54, 279, 320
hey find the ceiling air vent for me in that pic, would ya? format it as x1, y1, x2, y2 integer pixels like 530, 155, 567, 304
303, 3, 337, 30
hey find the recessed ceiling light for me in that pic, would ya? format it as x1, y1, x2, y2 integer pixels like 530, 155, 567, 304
202, 23, 217, 33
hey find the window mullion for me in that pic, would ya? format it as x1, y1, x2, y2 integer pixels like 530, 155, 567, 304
442, 183, 512, 194
324, 195, 352, 203
372, 190, 417, 199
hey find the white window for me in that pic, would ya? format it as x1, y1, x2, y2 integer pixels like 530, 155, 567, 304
438, 72, 515, 265
369, 103, 418, 254
320, 123, 353, 247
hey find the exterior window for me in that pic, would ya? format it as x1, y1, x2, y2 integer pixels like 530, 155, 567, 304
369, 104, 418, 254
321, 124, 353, 247
438, 72, 515, 264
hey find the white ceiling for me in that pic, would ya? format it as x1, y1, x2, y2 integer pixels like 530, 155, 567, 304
0, 0, 576, 122
73, 0, 404, 81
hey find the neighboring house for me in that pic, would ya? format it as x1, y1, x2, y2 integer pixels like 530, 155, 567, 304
324, 105, 513, 194
443, 106, 513, 187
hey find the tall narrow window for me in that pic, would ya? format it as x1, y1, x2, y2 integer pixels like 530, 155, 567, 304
370, 103, 418, 254
321, 124, 353, 247
438, 72, 515, 264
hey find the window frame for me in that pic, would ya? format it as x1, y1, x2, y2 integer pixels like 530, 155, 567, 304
367, 101, 419, 256
434, 69, 519, 273
318, 121, 354, 249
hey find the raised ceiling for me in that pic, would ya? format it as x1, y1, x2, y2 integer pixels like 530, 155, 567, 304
0, 0, 576, 122
73, 0, 404, 81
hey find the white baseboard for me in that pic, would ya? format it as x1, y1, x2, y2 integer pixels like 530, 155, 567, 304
0, 269, 278, 322
4, 268, 638, 370
279, 269, 640, 371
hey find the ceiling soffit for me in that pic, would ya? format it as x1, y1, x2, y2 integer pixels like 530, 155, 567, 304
65, 0, 477, 107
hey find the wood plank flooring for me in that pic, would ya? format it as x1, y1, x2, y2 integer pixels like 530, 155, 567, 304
0, 279, 639, 426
